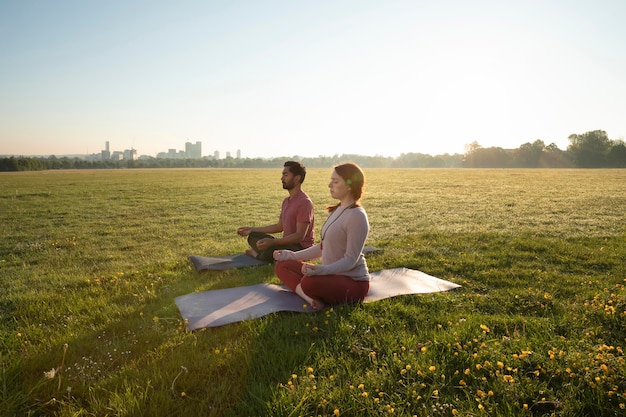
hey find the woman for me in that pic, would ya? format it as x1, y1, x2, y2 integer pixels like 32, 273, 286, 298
273, 162, 370, 310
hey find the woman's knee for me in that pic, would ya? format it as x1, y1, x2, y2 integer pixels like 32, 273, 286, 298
274, 260, 290, 275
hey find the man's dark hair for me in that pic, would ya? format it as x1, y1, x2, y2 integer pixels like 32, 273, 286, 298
284, 160, 306, 183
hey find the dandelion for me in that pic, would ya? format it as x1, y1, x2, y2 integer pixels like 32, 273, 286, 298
44, 368, 56, 379
480, 324, 490, 333
170, 365, 188, 394
334, 409, 340, 416
429, 365, 436, 372
307, 367, 314, 373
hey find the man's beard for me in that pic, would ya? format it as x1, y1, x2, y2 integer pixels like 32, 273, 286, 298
282, 181, 293, 190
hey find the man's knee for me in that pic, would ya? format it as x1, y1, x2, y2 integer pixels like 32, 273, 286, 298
256, 249, 275, 263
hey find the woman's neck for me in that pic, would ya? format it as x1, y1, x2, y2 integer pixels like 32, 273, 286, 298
340, 199, 356, 208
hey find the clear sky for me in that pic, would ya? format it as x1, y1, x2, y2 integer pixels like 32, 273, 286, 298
1, 0, 625, 158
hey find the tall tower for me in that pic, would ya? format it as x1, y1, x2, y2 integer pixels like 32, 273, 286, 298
102, 141, 111, 160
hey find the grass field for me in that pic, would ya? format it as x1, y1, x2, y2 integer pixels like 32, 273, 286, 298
1, 168, 625, 416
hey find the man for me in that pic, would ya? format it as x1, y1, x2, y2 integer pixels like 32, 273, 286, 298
237, 161, 315, 262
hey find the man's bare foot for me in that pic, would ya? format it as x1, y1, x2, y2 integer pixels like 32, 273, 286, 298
245, 248, 258, 258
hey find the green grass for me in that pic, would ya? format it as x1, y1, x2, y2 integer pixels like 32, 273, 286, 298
1, 168, 625, 416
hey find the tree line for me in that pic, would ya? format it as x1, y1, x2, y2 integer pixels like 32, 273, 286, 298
2, 130, 625, 172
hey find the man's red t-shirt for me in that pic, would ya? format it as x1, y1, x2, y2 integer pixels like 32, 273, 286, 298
280, 190, 315, 248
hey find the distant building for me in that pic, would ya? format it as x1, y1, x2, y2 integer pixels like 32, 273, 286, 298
213, 150, 220, 159
123, 149, 138, 161
153, 140, 206, 159
185, 141, 202, 158
236, 149, 241, 159
101, 141, 111, 160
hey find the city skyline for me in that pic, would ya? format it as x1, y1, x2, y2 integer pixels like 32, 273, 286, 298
0, 139, 243, 160
1, 1, 625, 158
99, 140, 240, 160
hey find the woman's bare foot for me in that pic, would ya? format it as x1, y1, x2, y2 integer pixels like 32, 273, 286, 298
295, 284, 324, 310
245, 248, 258, 258
309, 298, 325, 311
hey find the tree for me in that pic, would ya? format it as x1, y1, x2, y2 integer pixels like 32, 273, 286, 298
463, 143, 512, 168
0, 157, 19, 171
567, 130, 611, 167
539, 143, 573, 168
513, 140, 545, 167
607, 142, 626, 168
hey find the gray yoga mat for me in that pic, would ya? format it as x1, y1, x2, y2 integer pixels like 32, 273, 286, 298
188, 246, 382, 272
175, 267, 461, 330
